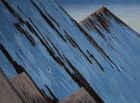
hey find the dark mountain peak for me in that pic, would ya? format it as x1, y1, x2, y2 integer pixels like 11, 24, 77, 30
92, 6, 109, 15
80, 6, 139, 35
79, 6, 117, 24
79, 6, 113, 33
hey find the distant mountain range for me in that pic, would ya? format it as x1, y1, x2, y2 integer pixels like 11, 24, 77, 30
0, 0, 140, 103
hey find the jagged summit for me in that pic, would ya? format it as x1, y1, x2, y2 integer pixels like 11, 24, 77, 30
80, 6, 125, 24
80, 6, 139, 35
79, 6, 108, 23
79, 6, 112, 34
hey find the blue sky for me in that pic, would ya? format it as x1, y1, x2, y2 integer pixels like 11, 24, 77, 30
57, 0, 140, 33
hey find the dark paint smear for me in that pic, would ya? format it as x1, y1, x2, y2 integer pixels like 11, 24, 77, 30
65, 31, 92, 64
1, 0, 36, 46
87, 50, 104, 72
0, 43, 25, 74
14, 23, 36, 46
45, 85, 59, 103
1, 0, 25, 24
30, 0, 67, 42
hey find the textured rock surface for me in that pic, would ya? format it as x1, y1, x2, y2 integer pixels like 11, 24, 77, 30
59, 88, 97, 103
0, 70, 23, 103
10, 72, 50, 103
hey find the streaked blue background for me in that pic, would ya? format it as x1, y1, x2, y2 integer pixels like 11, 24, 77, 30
57, 0, 140, 33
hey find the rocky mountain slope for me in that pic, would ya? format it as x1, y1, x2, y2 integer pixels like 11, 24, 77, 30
80, 7, 140, 103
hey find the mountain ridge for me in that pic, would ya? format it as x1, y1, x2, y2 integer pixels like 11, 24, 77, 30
80, 6, 140, 36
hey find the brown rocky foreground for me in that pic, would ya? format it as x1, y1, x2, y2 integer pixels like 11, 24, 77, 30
10, 72, 48, 103
0, 70, 23, 103
0, 70, 97, 103
59, 88, 98, 103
